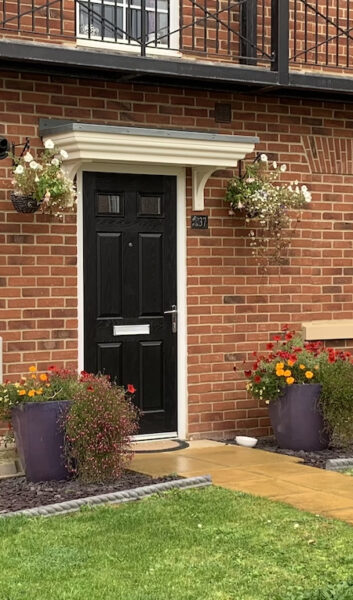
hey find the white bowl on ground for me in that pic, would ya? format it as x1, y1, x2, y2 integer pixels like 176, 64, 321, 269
235, 436, 258, 448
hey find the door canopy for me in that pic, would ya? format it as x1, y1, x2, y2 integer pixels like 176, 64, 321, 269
39, 119, 258, 211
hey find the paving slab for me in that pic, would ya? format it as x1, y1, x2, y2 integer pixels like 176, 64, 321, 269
131, 440, 353, 525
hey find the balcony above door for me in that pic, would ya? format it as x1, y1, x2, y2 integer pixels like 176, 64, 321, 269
2, 1, 353, 98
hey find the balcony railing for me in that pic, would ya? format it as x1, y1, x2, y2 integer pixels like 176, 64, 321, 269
1, 0, 353, 75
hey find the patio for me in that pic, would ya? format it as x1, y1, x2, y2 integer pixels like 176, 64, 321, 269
132, 440, 353, 525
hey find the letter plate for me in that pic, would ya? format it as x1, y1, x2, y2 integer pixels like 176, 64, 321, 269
113, 324, 150, 336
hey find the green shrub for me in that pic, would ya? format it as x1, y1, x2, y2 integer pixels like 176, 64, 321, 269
64, 373, 138, 482
320, 358, 353, 445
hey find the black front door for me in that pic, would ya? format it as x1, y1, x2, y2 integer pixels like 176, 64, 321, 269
83, 172, 177, 435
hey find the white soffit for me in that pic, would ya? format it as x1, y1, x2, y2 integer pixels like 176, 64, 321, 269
39, 120, 259, 211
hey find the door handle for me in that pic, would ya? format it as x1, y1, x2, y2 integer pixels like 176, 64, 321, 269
164, 304, 177, 333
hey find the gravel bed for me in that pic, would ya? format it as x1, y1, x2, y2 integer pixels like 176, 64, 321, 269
0, 471, 178, 513
225, 437, 353, 469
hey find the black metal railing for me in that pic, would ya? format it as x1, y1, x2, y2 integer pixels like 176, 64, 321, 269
290, 0, 353, 69
0, 0, 274, 64
1, 0, 353, 75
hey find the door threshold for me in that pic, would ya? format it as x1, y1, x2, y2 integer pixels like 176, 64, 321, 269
132, 432, 178, 442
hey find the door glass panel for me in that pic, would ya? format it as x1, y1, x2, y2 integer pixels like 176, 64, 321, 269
97, 194, 122, 214
138, 195, 162, 216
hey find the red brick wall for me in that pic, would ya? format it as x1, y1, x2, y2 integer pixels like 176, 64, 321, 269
1, 71, 353, 439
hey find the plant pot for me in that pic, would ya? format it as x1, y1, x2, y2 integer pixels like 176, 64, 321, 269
268, 383, 329, 451
10, 192, 39, 213
12, 400, 71, 482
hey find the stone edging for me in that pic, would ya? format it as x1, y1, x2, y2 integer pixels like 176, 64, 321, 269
0, 475, 212, 519
326, 458, 353, 471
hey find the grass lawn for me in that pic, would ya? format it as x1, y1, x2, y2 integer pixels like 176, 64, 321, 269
1, 486, 353, 600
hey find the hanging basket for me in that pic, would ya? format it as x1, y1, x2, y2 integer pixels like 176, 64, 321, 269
10, 192, 39, 214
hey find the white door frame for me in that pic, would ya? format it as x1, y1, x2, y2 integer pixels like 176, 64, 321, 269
76, 163, 188, 440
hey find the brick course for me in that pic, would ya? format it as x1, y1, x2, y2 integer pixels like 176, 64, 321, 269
0, 71, 353, 438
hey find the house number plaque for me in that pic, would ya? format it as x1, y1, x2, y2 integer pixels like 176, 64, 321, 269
191, 215, 208, 229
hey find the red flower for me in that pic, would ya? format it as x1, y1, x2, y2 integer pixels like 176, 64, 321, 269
281, 324, 289, 331
273, 335, 281, 341
285, 332, 293, 341
254, 375, 261, 383
244, 370, 252, 378
87, 386, 94, 392
266, 343, 274, 350
127, 384, 136, 394
48, 365, 58, 372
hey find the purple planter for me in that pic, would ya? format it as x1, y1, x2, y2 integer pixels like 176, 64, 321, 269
12, 400, 71, 482
268, 383, 329, 451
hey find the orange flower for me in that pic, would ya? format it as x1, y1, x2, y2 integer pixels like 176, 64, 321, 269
305, 371, 314, 379
39, 374, 48, 382
36, 388, 43, 395
287, 359, 295, 367
286, 377, 295, 385
29, 366, 37, 373
28, 390, 36, 397
299, 364, 306, 370
31, 374, 36, 379
276, 362, 284, 370
284, 370, 291, 377
276, 370, 285, 377
18, 389, 26, 396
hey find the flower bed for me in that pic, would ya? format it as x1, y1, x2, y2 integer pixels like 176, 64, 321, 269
0, 471, 179, 514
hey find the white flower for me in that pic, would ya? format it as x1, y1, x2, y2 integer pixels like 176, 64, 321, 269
272, 161, 277, 169
301, 185, 308, 192
245, 177, 255, 183
304, 191, 312, 203
260, 154, 268, 162
51, 158, 59, 166
237, 202, 243, 209
14, 165, 24, 175
44, 139, 55, 149
30, 161, 39, 170
35, 175, 39, 182
24, 152, 34, 163
280, 164, 287, 172
294, 180, 298, 186
59, 149, 68, 159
